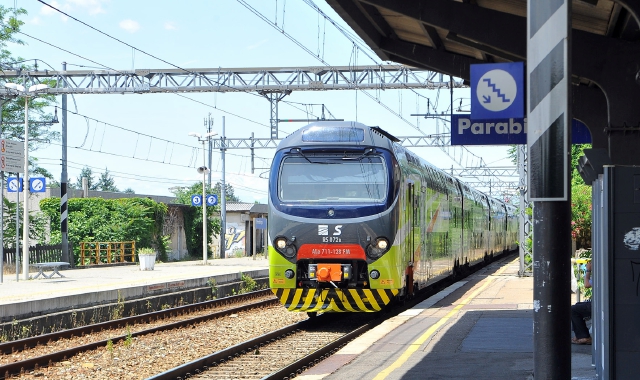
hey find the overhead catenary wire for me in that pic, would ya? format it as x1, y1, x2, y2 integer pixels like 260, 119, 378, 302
295, 1, 492, 172
36, 157, 269, 195
236, 0, 453, 135
16, 6, 307, 131
3, 5, 278, 199
19, 2, 495, 194
16, 31, 122, 73
11, 33, 277, 130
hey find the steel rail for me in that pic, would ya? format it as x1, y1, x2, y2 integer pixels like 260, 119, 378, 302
263, 323, 373, 380
146, 252, 518, 380
147, 315, 374, 380
0, 289, 272, 355
0, 291, 276, 378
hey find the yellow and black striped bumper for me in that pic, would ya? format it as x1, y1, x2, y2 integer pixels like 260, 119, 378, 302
272, 288, 399, 312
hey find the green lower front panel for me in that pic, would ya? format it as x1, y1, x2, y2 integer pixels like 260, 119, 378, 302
272, 288, 399, 312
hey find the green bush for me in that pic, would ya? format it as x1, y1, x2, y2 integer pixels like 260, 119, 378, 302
40, 197, 168, 264
171, 183, 221, 259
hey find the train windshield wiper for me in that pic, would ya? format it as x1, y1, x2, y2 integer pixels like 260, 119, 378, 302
290, 148, 330, 164
342, 148, 375, 161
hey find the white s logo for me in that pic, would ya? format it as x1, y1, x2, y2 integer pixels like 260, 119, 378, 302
333, 225, 343, 236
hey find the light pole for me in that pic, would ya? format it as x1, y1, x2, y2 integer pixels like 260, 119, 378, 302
189, 131, 217, 264
4, 82, 50, 280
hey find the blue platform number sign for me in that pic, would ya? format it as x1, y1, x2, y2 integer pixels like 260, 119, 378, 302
6, 177, 23, 192
191, 194, 203, 207
471, 62, 524, 120
255, 217, 267, 230
206, 194, 218, 206
29, 177, 46, 193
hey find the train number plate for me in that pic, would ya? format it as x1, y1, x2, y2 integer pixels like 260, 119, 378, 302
298, 244, 366, 259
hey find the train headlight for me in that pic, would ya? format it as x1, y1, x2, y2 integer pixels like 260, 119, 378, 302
274, 237, 297, 258
367, 237, 390, 259
275, 238, 287, 249
284, 269, 295, 279
370, 270, 380, 279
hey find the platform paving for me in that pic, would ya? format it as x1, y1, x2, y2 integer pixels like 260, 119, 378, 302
298, 257, 596, 380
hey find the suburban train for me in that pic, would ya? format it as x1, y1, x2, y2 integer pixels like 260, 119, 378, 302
268, 122, 518, 313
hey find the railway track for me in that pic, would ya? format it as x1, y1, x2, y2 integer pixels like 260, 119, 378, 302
146, 254, 518, 380
0, 290, 277, 378
148, 314, 374, 380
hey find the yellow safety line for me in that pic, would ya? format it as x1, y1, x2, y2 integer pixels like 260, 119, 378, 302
373, 260, 513, 380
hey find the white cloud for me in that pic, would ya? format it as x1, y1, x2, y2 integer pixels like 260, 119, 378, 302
67, 0, 107, 15
40, 0, 62, 15
40, 0, 98, 19
29, 17, 42, 25
164, 21, 178, 31
119, 19, 141, 33
246, 39, 268, 51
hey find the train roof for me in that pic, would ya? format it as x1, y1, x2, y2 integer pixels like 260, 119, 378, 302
276, 121, 397, 151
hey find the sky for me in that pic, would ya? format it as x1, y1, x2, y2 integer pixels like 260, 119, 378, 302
4, 0, 514, 204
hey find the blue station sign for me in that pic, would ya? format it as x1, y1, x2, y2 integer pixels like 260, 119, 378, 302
471, 62, 524, 120
451, 114, 592, 146
255, 217, 267, 230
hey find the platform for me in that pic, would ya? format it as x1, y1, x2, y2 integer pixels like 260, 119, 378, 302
0, 256, 269, 321
299, 257, 596, 380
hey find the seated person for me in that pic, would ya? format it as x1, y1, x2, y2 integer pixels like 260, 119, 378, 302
571, 261, 592, 345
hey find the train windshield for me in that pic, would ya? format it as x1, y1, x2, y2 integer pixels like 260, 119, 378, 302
279, 156, 388, 203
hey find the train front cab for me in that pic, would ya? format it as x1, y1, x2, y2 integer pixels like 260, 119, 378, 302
268, 126, 404, 313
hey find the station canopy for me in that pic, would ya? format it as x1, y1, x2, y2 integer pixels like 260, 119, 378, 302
326, 0, 635, 87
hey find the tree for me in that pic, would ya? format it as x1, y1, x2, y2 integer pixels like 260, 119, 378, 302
571, 144, 592, 249
123, 188, 135, 194
1, 6, 60, 172
96, 168, 119, 192
75, 166, 96, 190
2, 197, 47, 248
507, 143, 593, 250
171, 183, 220, 258
73, 166, 124, 192
213, 182, 240, 202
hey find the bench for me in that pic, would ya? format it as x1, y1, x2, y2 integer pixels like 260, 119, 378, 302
30, 262, 70, 279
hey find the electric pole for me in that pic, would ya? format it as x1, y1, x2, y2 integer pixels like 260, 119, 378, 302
204, 114, 214, 187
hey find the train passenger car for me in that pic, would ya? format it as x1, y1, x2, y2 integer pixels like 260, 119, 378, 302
268, 122, 517, 313
505, 204, 519, 251
488, 197, 507, 258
